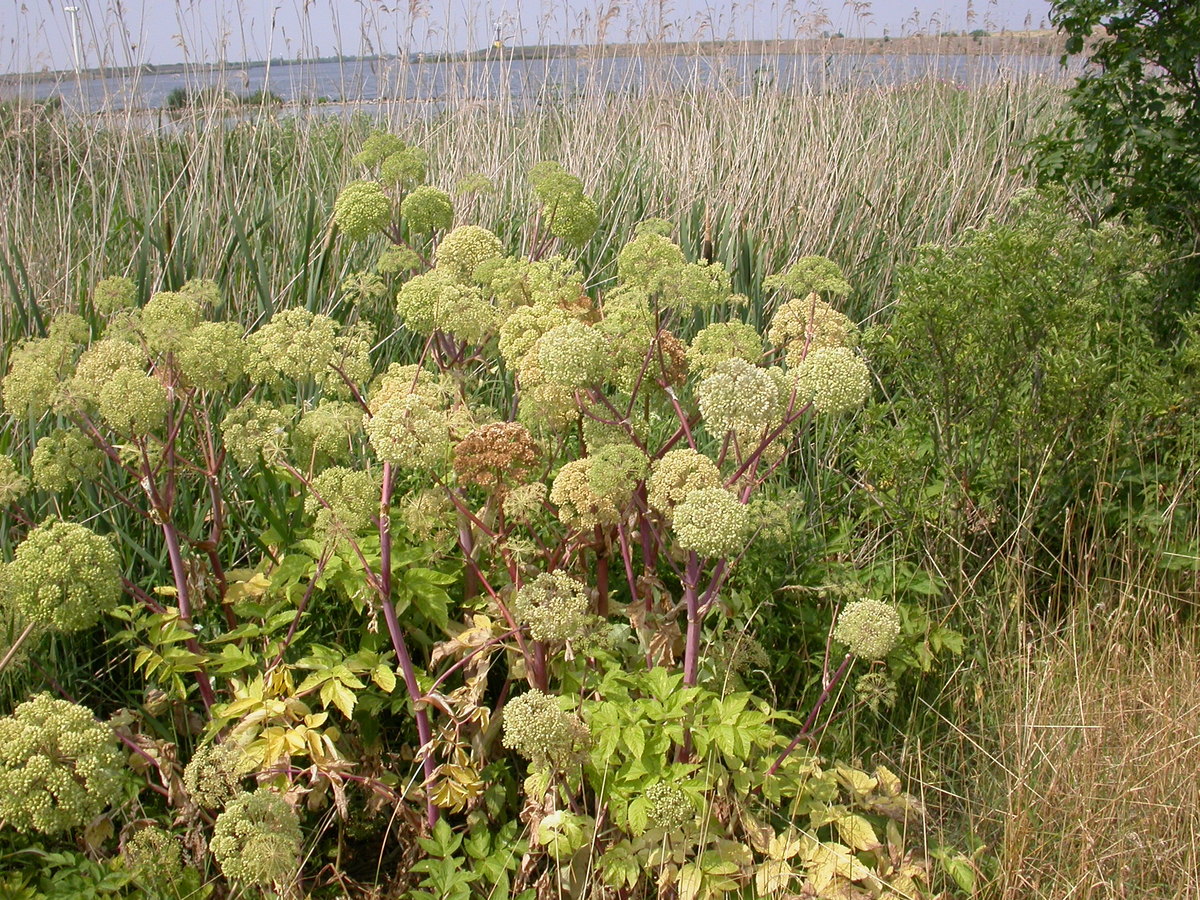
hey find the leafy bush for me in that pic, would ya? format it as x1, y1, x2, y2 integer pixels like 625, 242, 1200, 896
856, 191, 1188, 593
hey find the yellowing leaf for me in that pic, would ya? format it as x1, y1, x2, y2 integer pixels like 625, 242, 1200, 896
756, 859, 796, 895
836, 763, 878, 797
677, 864, 703, 900
836, 814, 880, 851
371, 664, 397, 693
874, 765, 902, 796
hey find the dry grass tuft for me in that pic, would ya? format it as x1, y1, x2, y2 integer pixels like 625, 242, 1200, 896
982, 609, 1200, 899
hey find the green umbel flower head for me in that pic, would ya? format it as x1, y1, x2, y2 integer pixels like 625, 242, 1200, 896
856, 671, 899, 712
538, 321, 608, 388
498, 303, 571, 369
502, 689, 590, 769
644, 782, 695, 830
697, 358, 786, 440
246, 309, 372, 394
0, 455, 28, 505
92, 276, 137, 315
436, 225, 504, 282
48, 313, 89, 344
672, 487, 750, 558
764, 256, 852, 298
141, 290, 202, 355
221, 400, 294, 467
515, 572, 591, 643
177, 321, 246, 392
547, 195, 599, 246
2, 337, 72, 417
647, 449, 722, 521
69, 337, 145, 410
123, 826, 186, 893
183, 741, 246, 810
352, 132, 405, 168
687, 322, 764, 376
1, 520, 121, 633
305, 466, 380, 541
833, 599, 901, 660
617, 232, 686, 294
98, 368, 168, 434
550, 445, 645, 530
334, 180, 392, 241
379, 145, 428, 188
294, 400, 364, 467
791, 346, 870, 414
400, 185, 453, 233
768, 294, 859, 355
31, 430, 104, 492
0, 694, 124, 834
396, 270, 497, 342
365, 382, 476, 473
210, 789, 303, 888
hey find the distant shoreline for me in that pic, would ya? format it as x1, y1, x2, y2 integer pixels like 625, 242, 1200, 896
1, 32, 1065, 86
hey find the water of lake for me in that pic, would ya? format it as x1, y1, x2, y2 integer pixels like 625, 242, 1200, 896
2, 51, 1070, 116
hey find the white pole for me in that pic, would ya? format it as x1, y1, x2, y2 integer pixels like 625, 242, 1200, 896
64, 5, 81, 74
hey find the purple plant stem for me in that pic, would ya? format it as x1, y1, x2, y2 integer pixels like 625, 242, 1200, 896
767, 653, 853, 776
682, 552, 702, 686
376, 462, 440, 827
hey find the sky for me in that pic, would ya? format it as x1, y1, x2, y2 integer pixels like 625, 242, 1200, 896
2, 0, 1055, 75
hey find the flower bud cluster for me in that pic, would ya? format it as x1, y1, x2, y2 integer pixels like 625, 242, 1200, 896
2, 336, 72, 417
453, 421, 539, 491
516, 346, 580, 434
436, 225, 504, 283
333, 180, 392, 241
352, 131, 406, 169
221, 400, 295, 467
514, 572, 591, 643
92, 276, 137, 315
31, 429, 104, 492
365, 386, 476, 473
293, 400, 364, 467
456, 172, 494, 195
400, 185, 454, 233
123, 826, 185, 891
0, 694, 124, 834
767, 294, 858, 358
483, 255, 588, 315
247, 309, 373, 394
379, 144, 428, 188
141, 290, 202, 355
644, 782, 694, 831
0, 454, 28, 504
697, 358, 786, 441
210, 789, 303, 888
177, 321, 247, 392
396, 270, 497, 342
833, 599, 901, 660
672, 487, 750, 558
538, 321, 609, 388
529, 162, 599, 247
550, 444, 645, 530
687, 322, 764, 376
1, 520, 121, 632
183, 740, 246, 810
305, 466, 380, 540
791, 346, 870, 414
502, 689, 590, 769
499, 304, 571, 370
617, 233, 687, 295
68, 338, 144, 408
764, 256, 852, 298
376, 247, 422, 275
647, 449, 723, 521
48, 313, 89, 344
98, 368, 168, 434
